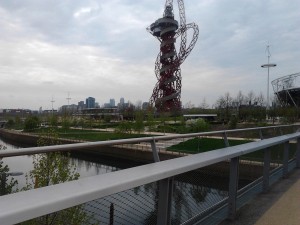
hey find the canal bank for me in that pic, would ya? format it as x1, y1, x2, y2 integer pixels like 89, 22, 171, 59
0, 128, 181, 163
0, 128, 267, 181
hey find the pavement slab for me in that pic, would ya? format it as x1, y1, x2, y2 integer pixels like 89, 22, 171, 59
219, 169, 300, 225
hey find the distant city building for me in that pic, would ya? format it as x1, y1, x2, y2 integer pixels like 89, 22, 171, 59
120, 97, 125, 105
43, 109, 58, 114
60, 104, 77, 113
78, 101, 85, 111
80, 108, 121, 120
103, 103, 111, 108
86, 97, 96, 109
110, 99, 115, 107
0, 109, 33, 117
118, 97, 125, 110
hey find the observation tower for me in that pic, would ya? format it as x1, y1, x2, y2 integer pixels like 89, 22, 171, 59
147, 0, 199, 112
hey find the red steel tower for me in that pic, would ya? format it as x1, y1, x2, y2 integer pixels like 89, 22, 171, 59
147, 0, 199, 112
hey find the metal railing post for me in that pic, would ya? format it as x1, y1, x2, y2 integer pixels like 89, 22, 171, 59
223, 132, 229, 147
228, 157, 239, 220
263, 148, 271, 192
279, 127, 283, 136
150, 139, 160, 162
157, 178, 173, 225
259, 129, 264, 140
297, 138, 300, 168
283, 141, 289, 178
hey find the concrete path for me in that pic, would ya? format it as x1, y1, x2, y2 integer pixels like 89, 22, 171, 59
220, 169, 300, 225
254, 170, 300, 225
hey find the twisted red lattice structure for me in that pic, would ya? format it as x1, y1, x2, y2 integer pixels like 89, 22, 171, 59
147, 0, 199, 112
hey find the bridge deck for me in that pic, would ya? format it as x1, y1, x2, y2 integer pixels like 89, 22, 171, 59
220, 169, 300, 225
254, 169, 300, 225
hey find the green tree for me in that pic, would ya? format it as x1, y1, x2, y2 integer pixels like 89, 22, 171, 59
104, 115, 112, 123
0, 145, 18, 195
146, 112, 156, 132
49, 115, 58, 127
228, 115, 238, 129
187, 119, 210, 133
22, 129, 89, 225
6, 119, 14, 128
15, 116, 22, 127
133, 111, 144, 134
159, 113, 168, 134
24, 116, 39, 132
61, 116, 71, 130
116, 120, 132, 134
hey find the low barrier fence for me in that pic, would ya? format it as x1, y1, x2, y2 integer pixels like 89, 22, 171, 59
0, 124, 300, 225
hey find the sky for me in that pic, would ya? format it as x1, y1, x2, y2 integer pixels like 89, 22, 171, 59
0, 0, 299, 110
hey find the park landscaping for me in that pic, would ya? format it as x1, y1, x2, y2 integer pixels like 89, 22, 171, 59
167, 137, 297, 162
36, 128, 151, 142
167, 138, 252, 154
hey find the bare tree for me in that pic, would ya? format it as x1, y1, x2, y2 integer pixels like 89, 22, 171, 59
215, 92, 233, 121
199, 97, 209, 109
235, 90, 245, 106
224, 92, 233, 108
184, 101, 195, 109
255, 92, 265, 106
246, 90, 255, 105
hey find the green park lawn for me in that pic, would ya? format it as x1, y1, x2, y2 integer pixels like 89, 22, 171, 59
167, 137, 297, 162
37, 128, 150, 141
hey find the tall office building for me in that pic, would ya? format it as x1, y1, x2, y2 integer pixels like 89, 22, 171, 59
110, 98, 115, 107
120, 97, 125, 105
86, 97, 95, 109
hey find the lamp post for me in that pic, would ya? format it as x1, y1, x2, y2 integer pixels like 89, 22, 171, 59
261, 45, 276, 119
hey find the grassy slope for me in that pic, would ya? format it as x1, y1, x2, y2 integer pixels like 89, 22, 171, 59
167, 137, 297, 161
37, 128, 150, 141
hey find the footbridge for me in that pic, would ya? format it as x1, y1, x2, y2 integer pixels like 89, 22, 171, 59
0, 125, 300, 225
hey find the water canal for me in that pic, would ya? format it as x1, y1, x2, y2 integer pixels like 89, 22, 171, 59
0, 136, 140, 188
0, 136, 232, 224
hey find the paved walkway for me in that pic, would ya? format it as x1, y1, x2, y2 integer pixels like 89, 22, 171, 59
220, 169, 300, 225
254, 170, 300, 225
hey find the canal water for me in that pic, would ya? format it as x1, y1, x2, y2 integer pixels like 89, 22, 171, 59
0, 136, 141, 189
0, 136, 229, 225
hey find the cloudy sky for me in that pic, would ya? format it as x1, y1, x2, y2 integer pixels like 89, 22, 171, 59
0, 0, 299, 110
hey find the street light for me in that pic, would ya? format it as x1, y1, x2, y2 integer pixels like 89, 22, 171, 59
261, 45, 276, 119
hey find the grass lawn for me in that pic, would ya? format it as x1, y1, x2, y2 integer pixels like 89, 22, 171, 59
167, 137, 297, 162
36, 128, 151, 141
167, 138, 252, 154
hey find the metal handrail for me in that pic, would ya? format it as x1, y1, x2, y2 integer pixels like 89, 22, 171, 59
0, 124, 296, 158
0, 129, 300, 224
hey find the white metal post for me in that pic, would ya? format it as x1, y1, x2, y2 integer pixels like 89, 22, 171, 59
157, 178, 173, 225
297, 138, 300, 168
283, 141, 289, 178
228, 157, 239, 220
263, 148, 271, 192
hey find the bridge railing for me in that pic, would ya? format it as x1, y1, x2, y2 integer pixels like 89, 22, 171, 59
0, 124, 300, 225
